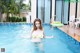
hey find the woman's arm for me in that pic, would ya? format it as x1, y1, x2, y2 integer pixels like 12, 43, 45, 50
42, 28, 45, 38
30, 28, 33, 39
43, 32, 45, 38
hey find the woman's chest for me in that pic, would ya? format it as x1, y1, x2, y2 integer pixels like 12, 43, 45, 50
32, 30, 43, 35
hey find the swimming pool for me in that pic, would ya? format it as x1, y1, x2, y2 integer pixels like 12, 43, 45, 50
0, 23, 80, 53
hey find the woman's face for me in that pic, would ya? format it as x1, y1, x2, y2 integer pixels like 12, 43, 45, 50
35, 21, 40, 28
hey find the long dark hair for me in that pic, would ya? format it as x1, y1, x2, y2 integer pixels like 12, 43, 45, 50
33, 18, 43, 31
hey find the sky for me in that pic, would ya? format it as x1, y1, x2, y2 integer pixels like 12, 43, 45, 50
23, 0, 29, 4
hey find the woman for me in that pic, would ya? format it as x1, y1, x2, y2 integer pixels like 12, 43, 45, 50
31, 18, 44, 53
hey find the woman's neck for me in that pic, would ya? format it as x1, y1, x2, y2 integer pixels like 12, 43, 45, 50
37, 28, 40, 30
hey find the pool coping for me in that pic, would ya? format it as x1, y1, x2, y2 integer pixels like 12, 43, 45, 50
58, 26, 80, 42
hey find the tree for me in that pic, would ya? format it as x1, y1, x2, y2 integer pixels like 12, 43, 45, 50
0, 0, 19, 21
29, 0, 31, 11
0, 0, 29, 22
0, 0, 7, 21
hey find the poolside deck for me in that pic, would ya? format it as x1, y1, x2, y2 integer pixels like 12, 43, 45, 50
58, 25, 80, 42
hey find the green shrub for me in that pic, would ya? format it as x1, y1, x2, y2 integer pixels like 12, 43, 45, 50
11, 17, 16, 22
7, 16, 26, 22
17, 17, 22, 22
23, 17, 26, 22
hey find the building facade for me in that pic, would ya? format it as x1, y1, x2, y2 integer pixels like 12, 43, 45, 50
31, 0, 80, 24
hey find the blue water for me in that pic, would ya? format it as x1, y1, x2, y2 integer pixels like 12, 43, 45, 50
0, 23, 80, 53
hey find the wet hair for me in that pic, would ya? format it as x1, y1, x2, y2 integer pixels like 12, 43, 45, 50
33, 18, 43, 31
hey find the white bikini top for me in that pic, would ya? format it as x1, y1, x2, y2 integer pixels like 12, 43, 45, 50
32, 30, 44, 38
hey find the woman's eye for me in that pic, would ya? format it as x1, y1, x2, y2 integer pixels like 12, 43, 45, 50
36, 23, 39, 24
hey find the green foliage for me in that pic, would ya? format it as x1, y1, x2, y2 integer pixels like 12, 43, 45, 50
0, 0, 29, 16
7, 16, 26, 22
23, 17, 26, 22
64, 0, 80, 3
0, 0, 30, 22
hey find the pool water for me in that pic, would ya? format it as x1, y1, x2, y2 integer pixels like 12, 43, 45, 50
0, 23, 80, 53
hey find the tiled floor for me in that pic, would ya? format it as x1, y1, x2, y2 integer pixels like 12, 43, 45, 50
58, 25, 80, 42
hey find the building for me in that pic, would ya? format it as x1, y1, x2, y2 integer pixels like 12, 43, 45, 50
31, 0, 80, 24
